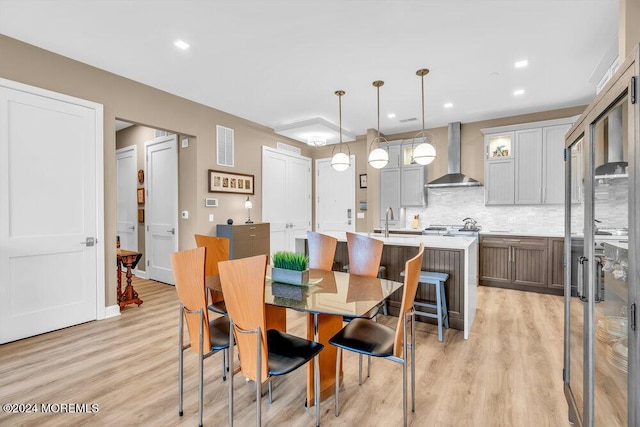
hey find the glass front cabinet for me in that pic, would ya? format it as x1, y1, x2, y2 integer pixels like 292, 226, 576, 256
563, 45, 639, 426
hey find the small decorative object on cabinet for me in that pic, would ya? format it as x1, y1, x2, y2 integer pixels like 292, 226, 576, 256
271, 251, 310, 286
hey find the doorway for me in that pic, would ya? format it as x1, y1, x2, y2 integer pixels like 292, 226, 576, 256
315, 156, 355, 233
115, 123, 179, 284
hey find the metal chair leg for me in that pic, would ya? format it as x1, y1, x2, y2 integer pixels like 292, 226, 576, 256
335, 347, 341, 416
198, 311, 205, 427
411, 314, 416, 412
358, 354, 363, 385
222, 348, 227, 381
228, 324, 235, 427
178, 307, 184, 417
314, 354, 320, 427
402, 312, 408, 427
268, 382, 272, 404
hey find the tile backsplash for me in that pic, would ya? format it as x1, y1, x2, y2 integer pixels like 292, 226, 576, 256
403, 179, 628, 235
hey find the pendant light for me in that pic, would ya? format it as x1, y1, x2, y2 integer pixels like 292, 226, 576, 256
367, 80, 390, 169
412, 68, 437, 165
331, 90, 351, 172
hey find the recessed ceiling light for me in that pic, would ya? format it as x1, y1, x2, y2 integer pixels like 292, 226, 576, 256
515, 59, 528, 68
444, 102, 453, 109
387, 113, 396, 118
513, 89, 525, 96
174, 39, 190, 50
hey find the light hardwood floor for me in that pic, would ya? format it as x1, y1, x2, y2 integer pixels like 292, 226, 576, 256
0, 278, 568, 426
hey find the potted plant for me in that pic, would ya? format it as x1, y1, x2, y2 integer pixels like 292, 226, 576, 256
271, 251, 310, 286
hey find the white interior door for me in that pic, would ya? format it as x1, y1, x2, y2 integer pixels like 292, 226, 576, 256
116, 146, 138, 253
262, 147, 311, 254
145, 135, 178, 284
315, 156, 355, 232
0, 79, 104, 344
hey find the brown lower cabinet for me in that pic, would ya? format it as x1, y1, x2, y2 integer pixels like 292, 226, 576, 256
216, 223, 270, 259
480, 234, 564, 294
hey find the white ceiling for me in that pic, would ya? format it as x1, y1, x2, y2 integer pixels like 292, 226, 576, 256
0, 1, 619, 144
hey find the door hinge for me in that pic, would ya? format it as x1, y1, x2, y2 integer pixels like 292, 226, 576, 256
631, 76, 637, 104
147, 260, 150, 267
563, 148, 568, 162
631, 303, 636, 331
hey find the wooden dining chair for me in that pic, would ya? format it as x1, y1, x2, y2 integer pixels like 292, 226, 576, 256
218, 254, 324, 427
345, 231, 385, 382
171, 247, 231, 427
307, 231, 337, 271
345, 232, 384, 278
330, 243, 424, 427
194, 234, 229, 315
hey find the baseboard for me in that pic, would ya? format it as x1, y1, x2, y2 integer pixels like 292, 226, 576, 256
104, 305, 121, 319
134, 269, 148, 279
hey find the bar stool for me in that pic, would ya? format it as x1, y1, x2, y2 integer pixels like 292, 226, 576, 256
400, 270, 449, 342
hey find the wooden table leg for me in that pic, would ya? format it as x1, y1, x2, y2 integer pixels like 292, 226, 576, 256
306, 313, 343, 406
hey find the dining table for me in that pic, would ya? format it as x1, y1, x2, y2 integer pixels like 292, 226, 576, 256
206, 267, 403, 406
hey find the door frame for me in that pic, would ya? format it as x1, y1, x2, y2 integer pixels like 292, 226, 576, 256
0, 77, 105, 320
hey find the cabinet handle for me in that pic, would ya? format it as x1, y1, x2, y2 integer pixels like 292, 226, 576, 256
249, 234, 256, 237
508, 247, 512, 262
249, 226, 256, 230
503, 239, 521, 243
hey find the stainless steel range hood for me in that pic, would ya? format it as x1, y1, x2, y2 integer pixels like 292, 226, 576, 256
427, 122, 481, 187
595, 105, 628, 177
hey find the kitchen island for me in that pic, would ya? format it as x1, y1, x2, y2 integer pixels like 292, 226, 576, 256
295, 232, 478, 339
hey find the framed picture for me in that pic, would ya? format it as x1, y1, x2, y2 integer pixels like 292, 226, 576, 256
359, 174, 368, 189
138, 208, 144, 223
208, 169, 254, 195
137, 188, 145, 205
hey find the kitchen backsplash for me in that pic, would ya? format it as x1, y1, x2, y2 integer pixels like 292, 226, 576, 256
404, 179, 628, 235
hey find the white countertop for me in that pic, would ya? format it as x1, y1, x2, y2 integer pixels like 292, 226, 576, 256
296, 231, 476, 250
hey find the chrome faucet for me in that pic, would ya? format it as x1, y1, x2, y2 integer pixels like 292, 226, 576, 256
385, 207, 394, 238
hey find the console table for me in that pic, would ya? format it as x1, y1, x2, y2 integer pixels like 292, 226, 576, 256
117, 249, 143, 309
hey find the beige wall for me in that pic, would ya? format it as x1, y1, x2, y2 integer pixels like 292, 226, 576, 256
0, 35, 312, 306
619, 0, 640, 60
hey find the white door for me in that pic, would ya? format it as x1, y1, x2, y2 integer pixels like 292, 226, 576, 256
315, 156, 355, 232
145, 135, 178, 284
262, 147, 311, 254
0, 79, 104, 344
116, 146, 138, 253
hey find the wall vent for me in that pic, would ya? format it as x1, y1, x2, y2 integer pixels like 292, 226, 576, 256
399, 117, 418, 123
216, 125, 234, 166
276, 142, 301, 155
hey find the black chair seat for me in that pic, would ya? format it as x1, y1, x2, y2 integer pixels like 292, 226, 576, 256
267, 329, 324, 376
329, 317, 395, 357
209, 316, 231, 350
208, 300, 227, 316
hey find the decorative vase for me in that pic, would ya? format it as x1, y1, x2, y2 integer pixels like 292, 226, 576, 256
271, 267, 310, 286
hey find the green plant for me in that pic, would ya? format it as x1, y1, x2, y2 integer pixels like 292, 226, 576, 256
272, 251, 308, 271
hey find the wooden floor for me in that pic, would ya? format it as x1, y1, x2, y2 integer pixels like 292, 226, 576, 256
0, 278, 568, 426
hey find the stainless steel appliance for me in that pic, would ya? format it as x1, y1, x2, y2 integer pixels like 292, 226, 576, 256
423, 222, 480, 238
563, 48, 638, 427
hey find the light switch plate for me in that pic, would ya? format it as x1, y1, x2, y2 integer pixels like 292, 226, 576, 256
181, 138, 189, 148
208, 214, 214, 222
181, 210, 189, 219
357, 212, 365, 219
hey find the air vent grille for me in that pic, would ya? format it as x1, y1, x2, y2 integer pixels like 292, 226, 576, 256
399, 117, 418, 123
216, 125, 234, 166
276, 142, 301, 155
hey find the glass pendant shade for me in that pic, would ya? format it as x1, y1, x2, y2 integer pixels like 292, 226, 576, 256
331, 152, 351, 171
368, 147, 389, 169
412, 141, 436, 165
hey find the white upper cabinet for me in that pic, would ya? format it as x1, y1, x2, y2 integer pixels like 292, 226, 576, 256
482, 117, 577, 205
